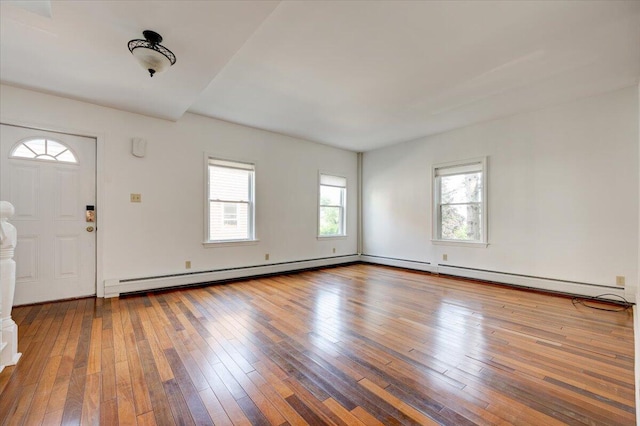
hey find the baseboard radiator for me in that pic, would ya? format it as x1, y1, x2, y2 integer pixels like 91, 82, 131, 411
359, 255, 436, 273
104, 254, 360, 297
361, 255, 629, 302
104, 253, 630, 303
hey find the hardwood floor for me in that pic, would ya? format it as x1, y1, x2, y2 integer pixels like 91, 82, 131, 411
0, 264, 635, 425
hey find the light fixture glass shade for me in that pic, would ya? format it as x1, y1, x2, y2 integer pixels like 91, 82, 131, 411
128, 30, 176, 77
132, 47, 171, 76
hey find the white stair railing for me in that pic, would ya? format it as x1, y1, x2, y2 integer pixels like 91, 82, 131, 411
0, 201, 21, 371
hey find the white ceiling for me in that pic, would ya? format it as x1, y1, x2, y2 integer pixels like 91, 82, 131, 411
1, 1, 639, 152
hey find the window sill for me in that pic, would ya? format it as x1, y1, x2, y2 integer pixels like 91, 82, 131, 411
431, 239, 488, 248
317, 235, 348, 240
203, 239, 259, 248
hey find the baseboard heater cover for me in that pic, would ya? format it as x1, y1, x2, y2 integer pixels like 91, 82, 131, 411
438, 264, 627, 301
104, 254, 360, 297
105, 254, 631, 303
359, 255, 436, 273
361, 255, 630, 302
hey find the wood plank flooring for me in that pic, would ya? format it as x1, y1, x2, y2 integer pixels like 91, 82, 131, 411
0, 264, 635, 425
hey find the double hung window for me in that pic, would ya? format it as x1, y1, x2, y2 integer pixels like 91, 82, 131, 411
319, 174, 346, 237
433, 158, 487, 245
207, 158, 255, 242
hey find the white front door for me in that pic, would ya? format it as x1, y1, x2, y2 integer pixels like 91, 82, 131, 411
0, 124, 96, 305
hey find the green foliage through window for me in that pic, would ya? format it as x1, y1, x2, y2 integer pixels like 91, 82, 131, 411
319, 174, 346, 236
434, 159, 486, 243
440, 172, 482, 241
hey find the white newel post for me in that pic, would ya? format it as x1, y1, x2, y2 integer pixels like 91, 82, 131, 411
0, 201, 21, 371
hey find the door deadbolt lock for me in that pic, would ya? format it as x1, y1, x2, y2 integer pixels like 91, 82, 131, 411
86, 226, 94, 232
86, 205, 95, 222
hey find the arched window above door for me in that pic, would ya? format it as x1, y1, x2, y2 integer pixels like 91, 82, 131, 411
10, 138, 78, 163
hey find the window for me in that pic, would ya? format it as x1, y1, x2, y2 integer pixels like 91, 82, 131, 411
433, 157, 487, 245
10, 138, 77, 163
319, 173, 346, 237
207, 158, 255, 242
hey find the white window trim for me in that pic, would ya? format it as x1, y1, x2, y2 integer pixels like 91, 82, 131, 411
203, 154, 258, 245
432, 157, 488, 247
317, 171, 347, 238
203, 239, 260, 248
316, 235, 348, 241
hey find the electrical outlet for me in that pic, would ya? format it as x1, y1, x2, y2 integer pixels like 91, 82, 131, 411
185, 261, 191, 269
443, 254, 448, 261
130, 193, 141, 203
332, 248, 336, 254
265, 253, 269, 261
616, 276, 625, 286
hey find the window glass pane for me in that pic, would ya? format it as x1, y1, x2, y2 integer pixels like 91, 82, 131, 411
440, 172, 482, 203
318, 174, 346, 237
208, 158, 255, 242
210, 166, 250, 201
46, 140, 67, 156
320, 185, 343, 206
11, 139, 78, 163
12, 144, 36, 158
440, 204, 482, 241
223, 203, 238, 226
25, 139, 46, 155
55, 150, 77, 163
210, 201, 249, 240
320, 206, 342, 236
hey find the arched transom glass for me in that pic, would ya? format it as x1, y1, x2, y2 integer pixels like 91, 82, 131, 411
10, 138, 78, 163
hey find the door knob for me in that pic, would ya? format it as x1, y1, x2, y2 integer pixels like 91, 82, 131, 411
86, 226, 94, 232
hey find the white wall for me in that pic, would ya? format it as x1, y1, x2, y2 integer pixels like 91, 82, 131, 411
0, 85, 358, 290
2, 84, 638, 300
363, 87, 639, 300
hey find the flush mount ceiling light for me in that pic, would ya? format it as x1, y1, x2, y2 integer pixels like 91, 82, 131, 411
128, 30, 176, 77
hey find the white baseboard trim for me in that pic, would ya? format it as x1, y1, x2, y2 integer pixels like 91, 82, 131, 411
436, 264, 627, 301
360, 255, 437, 273
103, 255, 360, 297
361, 255, 629, 302
105, 254, 630, 305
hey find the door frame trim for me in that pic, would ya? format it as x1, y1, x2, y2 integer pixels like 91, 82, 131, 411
0, 118, 105, 297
